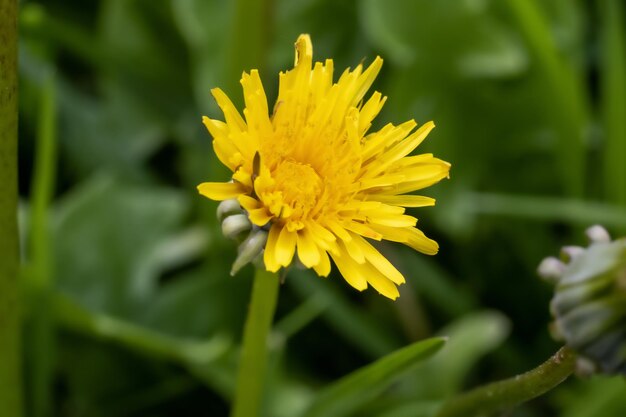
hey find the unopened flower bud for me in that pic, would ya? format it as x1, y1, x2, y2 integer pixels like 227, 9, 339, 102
586, 225, 611, 244
543, 226, 626, 376
231, 230, 269, 276
538, 256, 566, 282
217, 199, 243, 222
221, 214, 252, 241
560, 246, 585, 262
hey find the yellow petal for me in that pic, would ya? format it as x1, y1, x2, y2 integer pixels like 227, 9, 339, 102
295, 34, 313, 67
351, 56, 383, 107
372, 195, 435, 207
197, 182, 247, 201
399, 163, 451, 184
331, 249, 400, 299
248, 208, 272, 227
263, 224, 282, 272
313, 250, 331, 277
378, 121, 435, 165
352, 235, 405, 285
358, 92, 386, 136
211, 88, 247, 132
371, 225, 439, 255
344, 221, 383, 240
275, 226, 297, 267
326, 220, 352, 242
330, 250, 368, 291
232, 168, 253, 188
338, 237, 365, 264
404, 227, 439, 255
238, 195, 261, 211
367, 214, 417, 228
362, 120, 416, 162
354, 174, 407, 191
297, 229, 321, 268
364, 265, 400, 300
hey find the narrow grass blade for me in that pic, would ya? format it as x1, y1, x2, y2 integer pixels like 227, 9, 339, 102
507, 0, 590, 196
301, 337, 446, 417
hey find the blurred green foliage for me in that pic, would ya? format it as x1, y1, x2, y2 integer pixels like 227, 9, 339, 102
14, 0, 626, 416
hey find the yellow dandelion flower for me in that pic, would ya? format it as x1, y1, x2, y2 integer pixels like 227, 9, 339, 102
198, 34, 450, 300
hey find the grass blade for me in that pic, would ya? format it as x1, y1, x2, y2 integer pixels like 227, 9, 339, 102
507, 0, 590, 197
301, 337, 446, 417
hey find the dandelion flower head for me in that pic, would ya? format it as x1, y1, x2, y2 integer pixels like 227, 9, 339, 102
198, 34, 450, 299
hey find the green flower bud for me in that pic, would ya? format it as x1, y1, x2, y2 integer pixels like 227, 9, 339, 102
231, 229, 269, 276
221, 214, 252, 241
217, 198, 271, 275
539, 226, 626, 376
217, 199, 243, 222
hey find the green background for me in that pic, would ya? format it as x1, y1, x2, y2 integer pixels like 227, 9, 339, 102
14, 0, 626, 416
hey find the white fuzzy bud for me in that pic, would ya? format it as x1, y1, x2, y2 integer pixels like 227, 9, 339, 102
221, 214, 252, 240
537, 256, 566, 282
586, 225, 611, 243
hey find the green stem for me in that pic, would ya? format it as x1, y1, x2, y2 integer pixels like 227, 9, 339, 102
225, 0, 273, 105
600, 0, 626, 207
231, 268, 280, 417
0, 1, 22, 416
435, 346, 577, 417
27, 72, 58, 417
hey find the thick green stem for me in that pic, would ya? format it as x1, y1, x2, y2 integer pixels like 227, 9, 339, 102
0, 0, 22, 416
435, 347, 577, 417
600, 0, 626, 207
230, 268, 280, 417
225, 0, 273, 105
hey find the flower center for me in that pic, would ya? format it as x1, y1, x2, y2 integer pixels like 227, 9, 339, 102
261, 159, 322, 230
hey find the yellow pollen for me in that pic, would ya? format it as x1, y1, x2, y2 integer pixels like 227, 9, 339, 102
259, 159, 322, 229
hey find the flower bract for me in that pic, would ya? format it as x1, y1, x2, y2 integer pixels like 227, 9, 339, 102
198, 34, 450, 299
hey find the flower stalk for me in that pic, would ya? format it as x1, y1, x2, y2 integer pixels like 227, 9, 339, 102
435, 347, 577, 417
0, 0, 22, 415
231, 268, 280, 417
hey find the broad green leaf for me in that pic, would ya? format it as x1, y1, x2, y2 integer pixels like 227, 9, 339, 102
53, 174, 189, 316
360, 0, 527, 78
54, 292, 231, 365
301, 337, 446, 417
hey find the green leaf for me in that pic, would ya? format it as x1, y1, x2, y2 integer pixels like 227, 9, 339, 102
360, 0, 527, 78
170, 0, 230, 111
53, 174, 189, 316
301, 337, 446, 417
